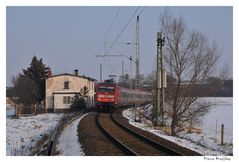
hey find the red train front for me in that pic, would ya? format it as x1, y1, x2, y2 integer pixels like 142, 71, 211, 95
95, 80, 119, 111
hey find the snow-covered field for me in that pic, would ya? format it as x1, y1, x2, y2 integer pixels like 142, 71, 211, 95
56, 114, 87, 156
6, 113, 63, 156
123, 97, 233, 156
201, 97, 233, 144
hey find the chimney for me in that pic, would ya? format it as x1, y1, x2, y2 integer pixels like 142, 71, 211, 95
48, 69, 52, 77
45, 67, 52, 78
74, 69, 78, 76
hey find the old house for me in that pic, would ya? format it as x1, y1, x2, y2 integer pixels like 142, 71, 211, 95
45, 70, 96, 112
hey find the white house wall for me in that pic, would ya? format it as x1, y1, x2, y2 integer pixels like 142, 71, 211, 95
54, 93, 75, 109
45, 74, 95, 112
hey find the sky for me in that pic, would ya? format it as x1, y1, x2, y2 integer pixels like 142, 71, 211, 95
6, 6, 232, 85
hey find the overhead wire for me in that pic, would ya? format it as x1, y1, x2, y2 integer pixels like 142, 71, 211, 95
104, 7, 121, 45
104, 7, 140, 56
107, 7, 147, 59
101, 7, 121, 77
99, 7, 147, 79
138, 7, 147, 16
112, 7, 147, 78
103, 7, 139, 77
103, 57, 114, 75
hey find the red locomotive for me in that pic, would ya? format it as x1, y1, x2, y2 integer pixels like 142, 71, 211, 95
95, 79, 152, 111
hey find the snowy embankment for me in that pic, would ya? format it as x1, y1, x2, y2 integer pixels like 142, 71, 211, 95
6, 113, 63, 156
123, 97, 233, 156
56, 114, 87, 156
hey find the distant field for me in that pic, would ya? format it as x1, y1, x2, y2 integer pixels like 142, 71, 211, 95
201, 97, 233, 144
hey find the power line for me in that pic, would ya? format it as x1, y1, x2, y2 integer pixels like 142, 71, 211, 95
138, 7, 147, 16
103, 57, 121, 77
104, 7, 121, 44
97, 7, 146, 80
103, 57, 113, 75
103, 7, 140, 78
97, 8, 120, 77
105, 7, 140, 56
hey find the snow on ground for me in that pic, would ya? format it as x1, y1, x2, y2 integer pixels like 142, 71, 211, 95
123, 97, 233, 156
6, 113, 63, 156
201, 97, 233, 144
56, 114, 87, 156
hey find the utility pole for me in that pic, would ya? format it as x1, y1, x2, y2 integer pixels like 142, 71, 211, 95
100, 63, 102, 82
134, 15, 140, 122
130, 56, 133, 89
156, 32, 165, 126
135, 15, 140, 90
122, 60, 124, 87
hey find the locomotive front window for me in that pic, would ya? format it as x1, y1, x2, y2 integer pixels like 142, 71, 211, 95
98, 86, 115, 93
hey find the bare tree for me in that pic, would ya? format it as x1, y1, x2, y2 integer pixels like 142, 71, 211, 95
219, 62, 229, 81
160, 10, 220, 136
218, 61, 230, 90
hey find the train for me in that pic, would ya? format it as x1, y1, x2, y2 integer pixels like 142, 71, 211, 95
95, 79, 152, 112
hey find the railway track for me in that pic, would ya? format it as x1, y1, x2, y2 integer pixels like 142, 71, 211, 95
110, 113, 183, 155
96, 112, 182, 156
95, 113, 138, 155
78, 112, 125, 155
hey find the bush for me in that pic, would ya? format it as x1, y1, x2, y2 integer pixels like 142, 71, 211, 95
70, 94, 86, 111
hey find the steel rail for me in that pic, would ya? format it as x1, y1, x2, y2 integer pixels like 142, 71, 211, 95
95, 113, 138, 156
110, 113, 186, 156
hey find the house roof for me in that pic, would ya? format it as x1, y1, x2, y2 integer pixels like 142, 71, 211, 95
48, 73, 97, 81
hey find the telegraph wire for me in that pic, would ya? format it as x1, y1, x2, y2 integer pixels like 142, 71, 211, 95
98, 7, 147, 79
101, 7, 121, 77
104, 7, 121, 45
102, 7, 140, 78
105, 7, 140, 56
138, 7, 147, 16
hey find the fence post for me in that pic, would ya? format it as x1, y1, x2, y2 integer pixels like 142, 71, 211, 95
221, 124, 224, 145
15, 104, 18, 117
214, 119, 218, 143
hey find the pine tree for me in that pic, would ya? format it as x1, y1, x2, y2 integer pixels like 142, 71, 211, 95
70, 86, 89, 111
70, 94, 85, 110
22, 56, 50, 103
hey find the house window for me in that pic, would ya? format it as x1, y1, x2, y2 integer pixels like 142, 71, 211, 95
63, 96, 71, 104
64, 81, 69, 89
